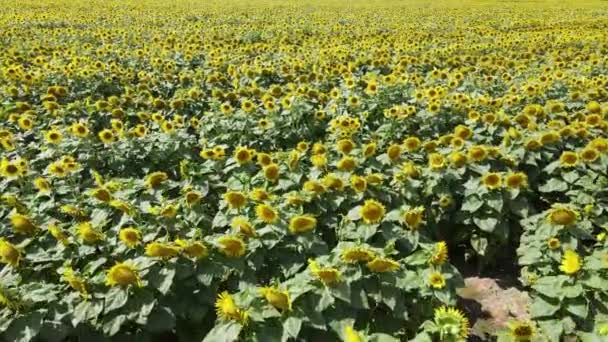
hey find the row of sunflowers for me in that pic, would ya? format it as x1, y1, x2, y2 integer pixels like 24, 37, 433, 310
2, 0, 608, 341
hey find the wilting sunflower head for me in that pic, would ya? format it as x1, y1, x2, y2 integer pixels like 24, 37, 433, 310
224, 191, 247, 209
10, 211, 37, 235
547, 204, 578, 226
175, 239, 209, 260
144, 171, 168, 189
341, 247, 375, 263
259, 287, 291, 312
145, 242, 180, 258
289, 214, 317, 234
0, 239, 20, 267
366, 257, 400, 273
308, 259, 341, 285
231, 217, 256, 237
77, 222, 104, 244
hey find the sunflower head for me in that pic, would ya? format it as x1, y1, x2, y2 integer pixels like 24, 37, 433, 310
308, 259, 341, 285
559, 249, 582, 275
0, 239, 20, 267
547, 204, 578, 226
433, 306, 470, 341
215, 291, 248, 323
10, 211, 37, 235
288, 214, 317, 234
259, 287, 291, 312
360, 199, 386, 224
175, 239, 209, 260
559, 151, 578, 168
119, 227, 142, 248
366, 257, 400, 273
255, 204, 279, 224
217, 236, 247, 258
77, 222, 104, 244
145, 242, 180, 258
145, 171, 168, 189
403, 206, 425, 230
106, 262, 142, 287
430, 241, 448, 265
224, 191, 247, 209
481, 172, 502, 190
234, 146, 255, 165
506, 172, 528, 189
231, 217, 257, 237
507, 321, 535, 341
263, 163, 280, 181
343, 325, 362, 342
429, 272, 447, 289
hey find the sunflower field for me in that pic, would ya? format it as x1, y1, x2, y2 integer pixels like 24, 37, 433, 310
1, 0, 608, 341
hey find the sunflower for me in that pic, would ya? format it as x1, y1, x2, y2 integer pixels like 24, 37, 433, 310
308, 259, 340, 285
428, 153, 445, 170
547, 238, 561, 250
438, 195, 453, 208
481, 172, 502, 190
559, 151, 578, 168
119, 227, 142, 248
430, 241, 448, 265
508, 321, 535, 341
256, 204, 278, 224
468, 145, 488, 162
559, 249, 582, 275
98, 129, 115, 144
1, 159, 22, 179
336, 139, 355, 155
256, 152, 272, 166
387, 143, 402, 161
234, 147, 254, 165
184, 191, 202, 207
303, 180, 326, 194
217, 236, 246, 257
48, 161, 67, 177
341, 247, 375, 263
350, 175, 367, 193
366, 257, 400, 273
145, 171, 168, 188
106, 262, 142, 287
18, 116, 34, 131
344, 325, 362, 342
77, 222, 104, 244
45, 129, 63, 144
48, 224, 68, 245
337, 156, 357, 171
215, 291, 248, 323
429, 272, 446, 289
263, 163, 280, 181
580, 148, 599, 163
0, 239, 20, 267
62, 268, 87, 295
434, 306, 469, 341
505, 172, 528, 189
231, 217, 256, 237
362, 141, 377, 158
288, 214, 317, 234
175, 239, 209, 260
224, 191, 247, 209
403, 206, 425, 230
403, 136, 421, 152
90, 187, 112, 202
360, 199, 386, 224
10, 212, 37, 235
547, 204, 578, 226
311, 154, 327, 169
259, 287, 291, 312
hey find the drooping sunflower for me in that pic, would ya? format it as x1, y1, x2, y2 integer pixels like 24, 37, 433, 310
34, 177, 51, 194
105, 262, 142, 287
433, 306, 470, 341
175, 239, 209, 260
0, 239, 20, 267
360, 199, 386, 224
288, 214, 317, 234
145, 242, 180, 258
308, 259, 341, 285
118, 227, 142, 248
217, 236, 247, 258
263, 163, 280, 182
62, 268, 87, 295
337, 156, 357, 172
547, 204, 578, 226
77, 222, 104, 244
259, 287, 291, 312
10, 212, 37, 235
559, 249, 582, 275
403, 206, 425, 230
48, 224, 69, 245
341, 247, 375, 263
366, 257, 400, 273
231, 217, 256, 237
224, 191, 247, 209
144, 171, 168, 189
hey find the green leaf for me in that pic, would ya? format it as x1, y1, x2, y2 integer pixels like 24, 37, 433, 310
38, 321, 70, 342
470, 235, 488, 256
539, 178, 568, 193
148, 266, 176, 295
145, 306, 175, 333
316, 290, 335, 311
530, 295, 560, 318
565, 298, 588, 318
202, 321, 242, 342
102, 314, 126, 336
461, 196, 483, 212
72, 300, 104, 326
473, 216, 497, 233
282, 316, 302, 339
537, 319, 563, 341
104, 287, 129, 313
4, 311, 44, 342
